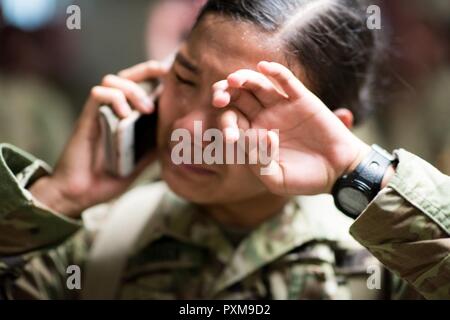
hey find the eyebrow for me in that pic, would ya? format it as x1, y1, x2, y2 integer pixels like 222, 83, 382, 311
175, 52, 199, 74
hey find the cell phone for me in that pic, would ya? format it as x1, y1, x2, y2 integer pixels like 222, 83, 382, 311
98, 80, 160, 177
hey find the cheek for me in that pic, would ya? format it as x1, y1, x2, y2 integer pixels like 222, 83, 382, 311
159, 80, 178, 119
158, 77, 196, 125
157, 85, 182, 143
158, 92, 174, 124
156, 96, 170, 148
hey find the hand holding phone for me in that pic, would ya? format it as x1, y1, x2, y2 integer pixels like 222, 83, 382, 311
29, 61, 168, 218
99, 80, 161, 177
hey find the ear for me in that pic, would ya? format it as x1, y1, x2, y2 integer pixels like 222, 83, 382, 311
333, 108, 354, 129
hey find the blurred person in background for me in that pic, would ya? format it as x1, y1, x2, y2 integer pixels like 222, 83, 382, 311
0, 0, 76, 165
146, 0, 207, 60
378, 0, 450, 174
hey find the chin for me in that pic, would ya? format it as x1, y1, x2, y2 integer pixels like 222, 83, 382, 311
161, 166, 219, 204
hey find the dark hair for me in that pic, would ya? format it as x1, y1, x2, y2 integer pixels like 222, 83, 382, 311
195, 0, 379, 125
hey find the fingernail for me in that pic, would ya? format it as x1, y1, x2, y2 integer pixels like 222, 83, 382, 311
142, 97, 153, 111
213, 93, 226, 108
227, 74, 239, 86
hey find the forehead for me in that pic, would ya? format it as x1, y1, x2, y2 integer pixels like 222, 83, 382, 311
182, 14, 285, 77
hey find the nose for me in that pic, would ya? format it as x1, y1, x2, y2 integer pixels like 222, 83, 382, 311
174, 109, 205, 132
172, 110, 220, 149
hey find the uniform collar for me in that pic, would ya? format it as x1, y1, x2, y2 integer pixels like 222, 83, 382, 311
135, 189, 235, 263
136, 186, 353, 295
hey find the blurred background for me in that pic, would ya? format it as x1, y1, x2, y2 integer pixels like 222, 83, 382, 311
0, 0, 449, 174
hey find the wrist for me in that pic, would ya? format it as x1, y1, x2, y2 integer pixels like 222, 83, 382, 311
345, 142, 396, 189
29, 176, 82, 219
332, 144, 396, 218
380, 164, 396, 189
345, 141, 372, 175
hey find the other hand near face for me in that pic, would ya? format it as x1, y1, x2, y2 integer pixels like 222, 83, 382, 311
212, 61, 371, 196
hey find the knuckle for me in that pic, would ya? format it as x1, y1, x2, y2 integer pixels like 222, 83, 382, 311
111, 89, 125, 102
117, 68, 130, 77
234, 69, 247, 77
128, 83, 146, 101
212, 80, 226, 90
145, 60, 161, 71
90, 86, 102, 97
245, 69, 258, 78
127, 90, 141, 103
101, 74, 116, 85
227, 73, 236, 82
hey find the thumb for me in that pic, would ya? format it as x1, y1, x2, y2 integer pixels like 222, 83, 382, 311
242, 129, 285, 193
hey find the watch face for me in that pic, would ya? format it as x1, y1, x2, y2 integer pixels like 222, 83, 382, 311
337, 187, 369, 216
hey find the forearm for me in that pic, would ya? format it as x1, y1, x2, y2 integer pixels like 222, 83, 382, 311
0, 143, 81, 255
350, 149, 450, 300
380, 164, 396, 189
29, 176, 82, 219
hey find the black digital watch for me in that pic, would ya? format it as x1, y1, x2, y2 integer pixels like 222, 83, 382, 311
332, 145, 397, 219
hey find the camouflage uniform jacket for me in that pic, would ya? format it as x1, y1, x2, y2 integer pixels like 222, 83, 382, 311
0, 143, 448, 299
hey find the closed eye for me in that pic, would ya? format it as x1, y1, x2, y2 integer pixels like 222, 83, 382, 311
175, 72, 196, 87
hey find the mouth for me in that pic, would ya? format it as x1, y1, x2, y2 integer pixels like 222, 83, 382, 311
179, 163, 216, 175
164, 147, 217, 177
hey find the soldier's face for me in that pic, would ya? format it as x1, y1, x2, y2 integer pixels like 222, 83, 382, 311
156, 15, 286, 204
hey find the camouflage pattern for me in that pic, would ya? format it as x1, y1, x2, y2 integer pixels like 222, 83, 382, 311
350, 149, 450, 300
0, 143, 448, 299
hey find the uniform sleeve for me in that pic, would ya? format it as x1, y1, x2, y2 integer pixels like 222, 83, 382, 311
0, 143, 98, 299
0, 143, 81, 256
350, 149, 450, 300
0, 229, 91, 300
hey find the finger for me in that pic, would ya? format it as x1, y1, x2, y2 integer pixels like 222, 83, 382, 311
212, 80, 239, 108
219, 109, 250, 143
118, 60, 168, 82
257, 61, 305, 100
90, 86, 132, 118
70, 87, 133, 166
102, 75, 154, 113
258, 130, 281, 176
93, 127, 106, 172
247, 130, 284, 192
213, 80, 263, 120
230, 90, 264, 120
227, 69, 286, 106
221, 110, 240, 143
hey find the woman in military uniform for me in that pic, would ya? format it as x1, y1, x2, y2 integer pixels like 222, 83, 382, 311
0, 0, 449, 300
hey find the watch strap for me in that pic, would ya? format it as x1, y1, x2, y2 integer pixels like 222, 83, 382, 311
332, 145, 396, 218
353, 144, 396, 200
